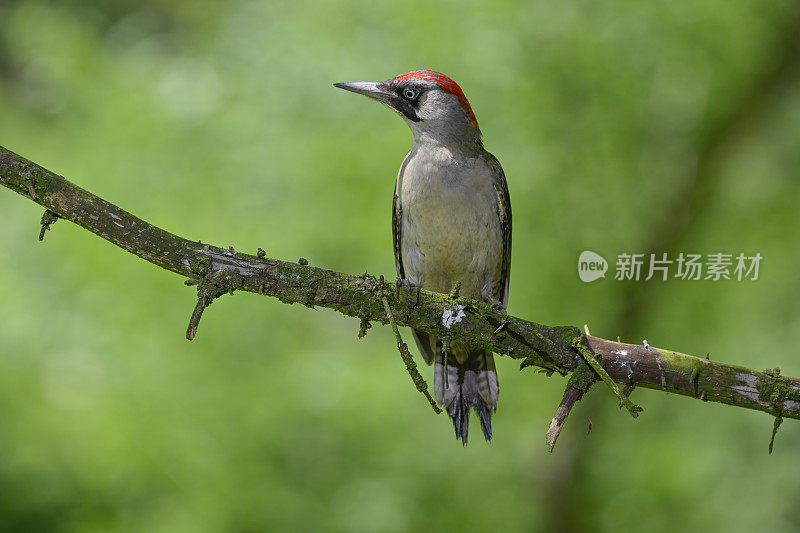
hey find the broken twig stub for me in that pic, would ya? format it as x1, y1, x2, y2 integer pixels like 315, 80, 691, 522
39, 209, 59, 241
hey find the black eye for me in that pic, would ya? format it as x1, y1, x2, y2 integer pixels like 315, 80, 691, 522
403, 87, 419, 100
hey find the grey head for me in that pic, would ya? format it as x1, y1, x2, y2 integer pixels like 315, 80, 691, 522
335, 70, 483, 151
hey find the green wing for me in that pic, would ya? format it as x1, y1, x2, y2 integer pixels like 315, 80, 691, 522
484, 151, 512, 306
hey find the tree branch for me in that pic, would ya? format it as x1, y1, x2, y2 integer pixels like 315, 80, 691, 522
2, 144, 799, 445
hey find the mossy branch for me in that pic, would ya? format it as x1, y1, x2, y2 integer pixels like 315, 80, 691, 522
2, 144, 799, 450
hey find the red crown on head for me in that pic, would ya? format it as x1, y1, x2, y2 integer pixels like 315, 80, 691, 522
393, 70, 479, 130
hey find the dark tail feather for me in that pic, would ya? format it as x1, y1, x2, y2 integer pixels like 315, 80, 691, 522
446, 386, 492, 444
448, 386, 469, 444
435, 348, 499, 444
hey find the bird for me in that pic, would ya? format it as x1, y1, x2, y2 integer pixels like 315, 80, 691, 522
334, 70, 511, 444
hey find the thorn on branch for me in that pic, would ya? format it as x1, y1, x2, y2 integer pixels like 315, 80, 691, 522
769, 415, 783, 454
358, 317, 371, 339
767, 370, 785, 454
298, 257, 309, 266
257, 248, 266, 259
38, 210, 59, 241
186, 266, 243, 341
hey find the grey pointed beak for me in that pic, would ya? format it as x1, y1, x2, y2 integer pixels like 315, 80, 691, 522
333, 81, 393, 102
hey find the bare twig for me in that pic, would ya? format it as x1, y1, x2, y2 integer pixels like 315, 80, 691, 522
187, 292, 210, 340
186, 268, 242, 340
546, 360, 597, 451
546, 386, 584, 452
380, 291, 441, 414
575, 336, 642, 418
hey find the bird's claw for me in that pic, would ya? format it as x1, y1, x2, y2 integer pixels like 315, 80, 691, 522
490, 298, 505, 314
395, 277, 412, 297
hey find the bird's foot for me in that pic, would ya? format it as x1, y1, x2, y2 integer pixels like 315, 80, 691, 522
395, 277, 414, 297
480, 287, 506, 314
489, 298, 505, 314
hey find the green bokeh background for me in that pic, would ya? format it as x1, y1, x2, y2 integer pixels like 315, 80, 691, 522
1, 1, 800, 531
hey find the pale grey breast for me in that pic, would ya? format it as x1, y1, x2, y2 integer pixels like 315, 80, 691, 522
398, 145, 503, 300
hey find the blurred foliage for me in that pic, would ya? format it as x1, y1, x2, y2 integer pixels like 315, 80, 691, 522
1, 1, 800, 531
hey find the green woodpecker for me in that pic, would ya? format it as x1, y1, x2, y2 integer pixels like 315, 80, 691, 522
335, 70, 511, 444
